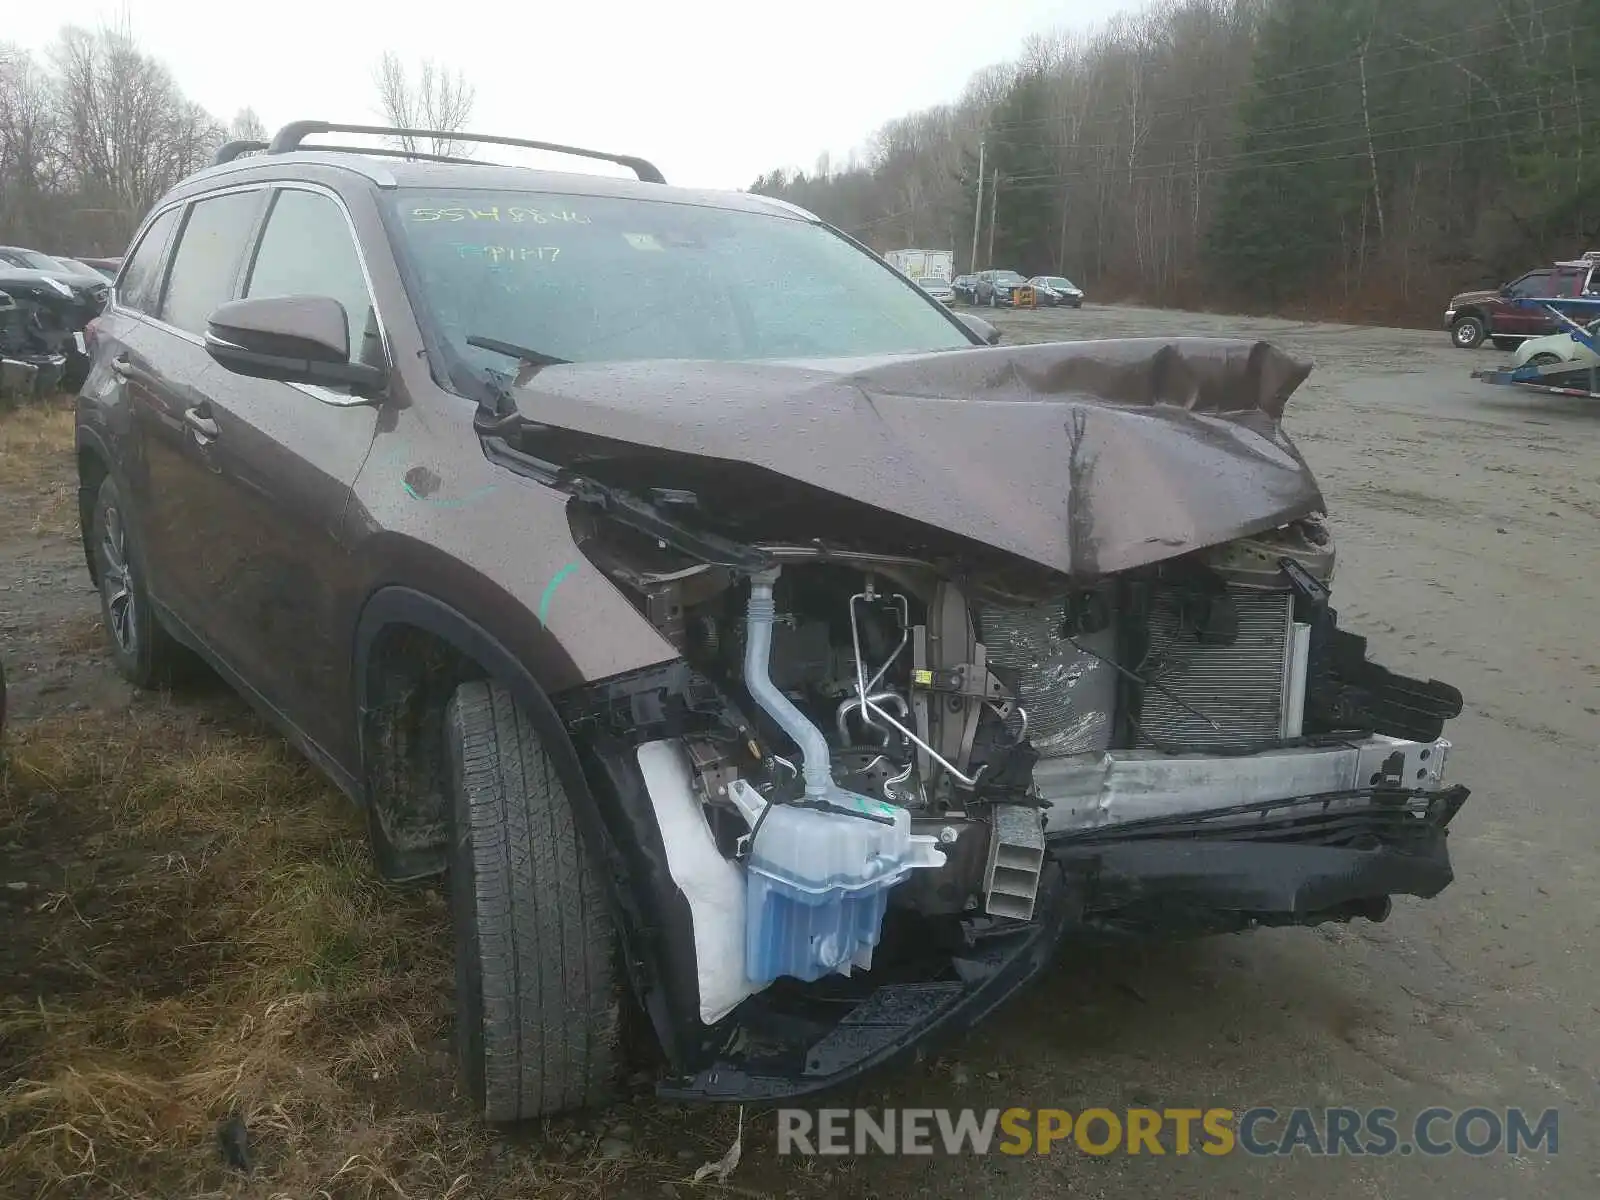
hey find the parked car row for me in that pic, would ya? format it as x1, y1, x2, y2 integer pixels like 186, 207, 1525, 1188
1445, 252, 1600, 349
0, 246, 113, 393
947, 269, 1086, 309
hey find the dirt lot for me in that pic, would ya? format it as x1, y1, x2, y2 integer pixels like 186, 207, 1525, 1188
2, 306, 1597, 1197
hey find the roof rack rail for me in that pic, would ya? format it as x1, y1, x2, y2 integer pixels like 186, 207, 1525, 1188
265, 120, 667, 184
213, 139, 269, 165
281, 143, 486, 166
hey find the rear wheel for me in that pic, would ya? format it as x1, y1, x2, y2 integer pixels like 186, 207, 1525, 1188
445, 679, 620, 1121
1528, 352, 1563, 367
90, 475, 190, 688
1451, 314, 1486, 349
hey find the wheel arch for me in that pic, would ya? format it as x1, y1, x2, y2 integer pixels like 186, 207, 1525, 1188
353, 585, 704, 1070
74, 423, 114, 587
353, 585, 592, 880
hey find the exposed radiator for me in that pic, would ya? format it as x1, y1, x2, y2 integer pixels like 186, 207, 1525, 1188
978, 599, 1117, 757
1134, 587, 1294, 751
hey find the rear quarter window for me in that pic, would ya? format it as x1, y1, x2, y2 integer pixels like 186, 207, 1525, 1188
116, 207, 182, 315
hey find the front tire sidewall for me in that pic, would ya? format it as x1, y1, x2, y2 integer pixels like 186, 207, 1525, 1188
445, 680, 620, 1121
1452, 316, 1486, 349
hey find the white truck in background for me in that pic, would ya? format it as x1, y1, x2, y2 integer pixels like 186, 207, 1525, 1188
883, 248, 953, 284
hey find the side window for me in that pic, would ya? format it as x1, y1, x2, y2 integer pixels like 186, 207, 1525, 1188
1508, 272, 1550, 298
115, 206, 181, 314
245, 188, 377, 363
161, 190, 264, 334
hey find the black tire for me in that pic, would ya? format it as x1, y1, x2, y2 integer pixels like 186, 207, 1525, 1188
1491, 336, 1518, 351
89, 474, 189, 687
445, 679, 619, 1122
1528, 352, 1563, 367
1451, 314, 1486, 349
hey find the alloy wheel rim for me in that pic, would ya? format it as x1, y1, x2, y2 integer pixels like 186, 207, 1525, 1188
101, 504, 138, 656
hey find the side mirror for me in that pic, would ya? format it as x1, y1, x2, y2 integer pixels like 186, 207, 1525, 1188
205, 295, 386, 393
957, 313, 1002, 345
1497, 284, 1513, 297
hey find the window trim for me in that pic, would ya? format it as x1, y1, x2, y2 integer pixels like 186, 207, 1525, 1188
110, 203, 183, 318
113, 182, 271, 345
157, 185, 271, 336
241, 181, 393, 378
110, 181, 391, 410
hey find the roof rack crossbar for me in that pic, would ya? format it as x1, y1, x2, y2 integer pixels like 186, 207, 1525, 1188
213, 139, 269, 165
281, 143, 489, 166
265, 121, 667, 184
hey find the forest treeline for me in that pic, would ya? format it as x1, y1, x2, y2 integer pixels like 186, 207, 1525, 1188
750, 0, 1600, 323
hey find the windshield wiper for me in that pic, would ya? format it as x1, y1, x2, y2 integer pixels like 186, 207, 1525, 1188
466, 334, 570, 368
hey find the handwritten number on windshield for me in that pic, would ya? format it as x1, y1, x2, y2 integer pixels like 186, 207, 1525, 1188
411, 206, 591, 224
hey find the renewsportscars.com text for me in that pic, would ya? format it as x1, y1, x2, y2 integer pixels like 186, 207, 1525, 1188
776, 1106, 1560, 1158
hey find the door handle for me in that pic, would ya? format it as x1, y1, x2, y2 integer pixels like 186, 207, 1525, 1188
110, 355, 132, 379
183, 407, 219, 439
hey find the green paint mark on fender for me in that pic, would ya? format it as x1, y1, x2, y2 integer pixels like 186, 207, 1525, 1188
537, 561, 581, 626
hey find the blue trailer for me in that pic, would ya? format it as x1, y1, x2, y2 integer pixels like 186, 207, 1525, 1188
1471, 295, 1600, 398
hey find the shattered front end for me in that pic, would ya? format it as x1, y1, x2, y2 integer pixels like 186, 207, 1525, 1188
498, 337, 1469, 1102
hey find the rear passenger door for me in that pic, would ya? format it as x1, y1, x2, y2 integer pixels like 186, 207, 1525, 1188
174, 183, 386, 759
121, 186, 267, 625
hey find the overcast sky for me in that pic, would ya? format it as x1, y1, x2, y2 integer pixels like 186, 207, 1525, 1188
7, 0, 1136, 189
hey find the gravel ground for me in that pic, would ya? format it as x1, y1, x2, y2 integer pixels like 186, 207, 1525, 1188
2, 305, 1596, 1195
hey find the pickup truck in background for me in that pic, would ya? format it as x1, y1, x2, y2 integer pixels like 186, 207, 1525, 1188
1446, 254, 1600, 349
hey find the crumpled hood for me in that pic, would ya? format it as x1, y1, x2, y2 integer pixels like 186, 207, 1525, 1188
505, 337, 1323, 576
1450, 288, 1500, 307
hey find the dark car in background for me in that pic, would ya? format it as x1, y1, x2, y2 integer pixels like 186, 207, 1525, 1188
973, 268, 1030, 306
950, 273, 979, 304
1028, 275, 1085, 308
1445, 255, 1600, 349
0, 246, 113, 296
0, 267, 93, 395
64, 257, 121, 282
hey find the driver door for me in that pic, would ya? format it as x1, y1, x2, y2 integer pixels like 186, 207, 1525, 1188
175, 184, 384, 761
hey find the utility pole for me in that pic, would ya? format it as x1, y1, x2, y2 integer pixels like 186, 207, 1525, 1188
969, 138, 985, 272
986, 166, 999, 269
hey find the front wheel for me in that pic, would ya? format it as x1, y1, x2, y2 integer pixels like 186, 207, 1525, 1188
1451, 315, 1486, 349
445, 680, 621, 1121
1527, 352, 1564, 367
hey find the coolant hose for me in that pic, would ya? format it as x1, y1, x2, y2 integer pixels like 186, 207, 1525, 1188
745, 568, 833, 799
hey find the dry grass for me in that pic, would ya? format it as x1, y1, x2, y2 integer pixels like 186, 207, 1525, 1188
0, 707, 751, 1198
0, 397, 771, 1199
0, 396, 78, 538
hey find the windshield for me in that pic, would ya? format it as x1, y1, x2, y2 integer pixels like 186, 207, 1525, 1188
994, 271, 1025, 284
1040, 277, 1076, 289
388, 189, 972, 370
1, 248, 66, 271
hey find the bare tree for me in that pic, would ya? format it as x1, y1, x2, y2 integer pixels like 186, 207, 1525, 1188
228, 106, 268, 143
373, 51, 476, 156
50, 25, 222, 225
0, 45, 61, 244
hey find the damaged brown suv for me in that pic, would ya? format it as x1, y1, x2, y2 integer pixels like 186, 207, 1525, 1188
76, 121, 1468, 1121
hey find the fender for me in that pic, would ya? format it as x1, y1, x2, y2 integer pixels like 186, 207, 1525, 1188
352, 585, 706, 1069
